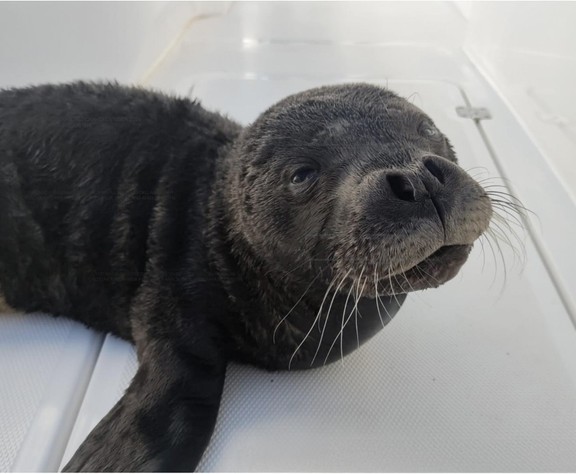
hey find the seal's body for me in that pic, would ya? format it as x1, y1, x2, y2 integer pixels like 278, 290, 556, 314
0, 82, 492, 471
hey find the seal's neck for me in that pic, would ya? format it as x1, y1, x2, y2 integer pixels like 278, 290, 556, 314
205, 150, 326, 367
207, 169, 297, 316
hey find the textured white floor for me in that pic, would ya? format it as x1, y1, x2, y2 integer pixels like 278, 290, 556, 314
0, 315, 101, 472
2, 2, 576, 472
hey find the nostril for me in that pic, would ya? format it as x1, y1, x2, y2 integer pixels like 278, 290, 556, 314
424, 158, 445, 184
387, 173, 416, 202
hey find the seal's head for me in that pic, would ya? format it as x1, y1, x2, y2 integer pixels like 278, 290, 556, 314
218, 83, 492, 369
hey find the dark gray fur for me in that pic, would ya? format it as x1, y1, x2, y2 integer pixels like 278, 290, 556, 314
0, 82, 492, 471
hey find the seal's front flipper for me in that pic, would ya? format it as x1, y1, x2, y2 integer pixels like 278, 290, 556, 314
62, 343, 226, 472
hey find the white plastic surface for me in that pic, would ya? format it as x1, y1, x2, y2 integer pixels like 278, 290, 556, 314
59, 336, 137, 470
1, 2, 576, 472
0, 313, 102, 472
463, 2, 576, 206
0, 2, 229, 88
460, 2, 576, 320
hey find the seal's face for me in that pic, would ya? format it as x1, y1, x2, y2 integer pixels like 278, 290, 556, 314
231, 84, 492, 301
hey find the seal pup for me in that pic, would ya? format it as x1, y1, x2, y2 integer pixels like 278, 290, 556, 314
0, 82, 492, 471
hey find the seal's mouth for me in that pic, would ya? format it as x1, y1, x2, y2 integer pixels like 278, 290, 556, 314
363, 245, 472, 298
421, 244, 469, 267
379, 244, 472, 295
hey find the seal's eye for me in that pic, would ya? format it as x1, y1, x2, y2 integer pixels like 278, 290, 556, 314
291, 167, 318, 185
418, 121, 440, 140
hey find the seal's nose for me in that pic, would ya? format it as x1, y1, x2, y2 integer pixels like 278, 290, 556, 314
423, 156, 446, 185
386, 172, 430, 202
384, 156, 453, 203
386, 173, 417, 201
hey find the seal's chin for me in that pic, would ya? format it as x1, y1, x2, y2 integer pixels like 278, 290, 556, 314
371, 244, 473, 296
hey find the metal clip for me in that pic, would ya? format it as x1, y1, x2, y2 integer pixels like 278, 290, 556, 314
456, 106, 492, 120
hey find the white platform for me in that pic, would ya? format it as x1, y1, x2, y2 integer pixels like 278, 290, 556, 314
1, 2, 575, 472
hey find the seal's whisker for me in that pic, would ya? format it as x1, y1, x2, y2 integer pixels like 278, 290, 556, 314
483, 190, 528, 272
480, 230, 501, 288
345, 275, 367, 354
490, 199, 528, 228
414, 263, 441, 287
412, 264, 431, 287
325, 278, 359, 367
489, 222, 523, 269
404, 91, 422, 105
387, 265, 395, 295
491, 209, 530, 247
464, 166, 493, 184
484, 228, 509, 296
392, 263, 408, 294
273, 272, 321, 344
352, 267, 366, 351
474, 174, 519, 190
479, 176, 534, 230
373, 265, 386, 328
463, 165, 490, 175
398, 255, 419, 293
352, 276, 360, 353
311, 268, 351, 367
477, 233, 488, 272
386, 249, 404, 303
272, 257, 330, 281
393, 272, 405, 294
398, 228, 428, 299
380, 295, 394, 324
318, 270, 347, 334
486, 191, 533, 218
357, 277, 367, 346
288, 271, 338, 370
491, 205, 525, 233
495, 214, 527, 258
316, 271, 332, 332
266, 257, 309, 279
387, 264, 400, 299
475, 177, 507, 186
340, 276, 357, 366
489, 214, 527, 266
322, 273, 356, 367
374, 263, 398, 327
394, 228, 433, 304
484, 184, 522, 195
483, 183, 525, 195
